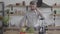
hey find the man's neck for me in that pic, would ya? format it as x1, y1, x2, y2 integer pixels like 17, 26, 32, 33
31, 9, 36, 11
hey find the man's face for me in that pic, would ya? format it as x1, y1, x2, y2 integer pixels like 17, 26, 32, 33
30, 4, 37, 10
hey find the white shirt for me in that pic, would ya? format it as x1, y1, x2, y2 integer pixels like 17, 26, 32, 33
26, 10, 39, 27
20, 9, 43, 27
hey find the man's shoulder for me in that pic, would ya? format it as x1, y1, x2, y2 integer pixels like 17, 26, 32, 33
24, 11, 29, 15
36, 8, 42, 13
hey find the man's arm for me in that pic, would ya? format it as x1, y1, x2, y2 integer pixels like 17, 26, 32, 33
36, 8, 45, 20
19, 15, 27, 27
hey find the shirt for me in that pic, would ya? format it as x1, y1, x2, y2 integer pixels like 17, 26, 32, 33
20, 9, 42, 27
26, 10, 39, 27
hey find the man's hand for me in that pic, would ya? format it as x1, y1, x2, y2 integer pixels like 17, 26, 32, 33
40, 17, 45, 20
36, 8, 45, 20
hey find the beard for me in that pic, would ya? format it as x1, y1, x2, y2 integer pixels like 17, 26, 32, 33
30, 8, 36, 10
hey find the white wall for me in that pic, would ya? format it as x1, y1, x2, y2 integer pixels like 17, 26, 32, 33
3, 0, 60, 6
39, 8, 54, 26
3, 0, 32, 6
0, 0, 3, 2
9, 8, 53, 27
3, 0, 60, 26
43, 0, 60, 6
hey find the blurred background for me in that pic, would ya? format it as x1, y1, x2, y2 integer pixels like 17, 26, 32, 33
0, 0, 60, 34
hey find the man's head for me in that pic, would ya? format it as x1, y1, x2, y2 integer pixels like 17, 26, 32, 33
30, 1, 37, 10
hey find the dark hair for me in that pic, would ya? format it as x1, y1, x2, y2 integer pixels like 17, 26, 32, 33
30, 1, 36, 5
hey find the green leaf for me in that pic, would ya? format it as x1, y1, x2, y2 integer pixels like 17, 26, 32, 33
27, 27, 35, 33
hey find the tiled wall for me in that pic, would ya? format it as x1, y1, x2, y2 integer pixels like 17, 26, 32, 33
3, 0, 32, 6
3, 0, 60, 6
6, 7, 60, 27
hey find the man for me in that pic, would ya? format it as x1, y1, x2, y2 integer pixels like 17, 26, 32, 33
20, 1, 45, 34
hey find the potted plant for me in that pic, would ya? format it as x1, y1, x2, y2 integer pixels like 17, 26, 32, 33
3, 16, 9, 27
20, 27, 26, 34
3, 9, 9, 27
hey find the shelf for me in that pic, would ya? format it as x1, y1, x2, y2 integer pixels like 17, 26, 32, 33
3, 27, 20, 31
52, 5, 60, 8
53, 6, 60, 8
9, 11, 25, 16
6, 5, 29, 7
0, 16, 3, 20
50, 14, 60, 16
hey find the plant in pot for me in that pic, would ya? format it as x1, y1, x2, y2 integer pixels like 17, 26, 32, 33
3, 16, 9, 27
20, 27, 26, 34
3, 9, 9, 27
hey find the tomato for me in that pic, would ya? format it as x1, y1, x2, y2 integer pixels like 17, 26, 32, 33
20, 32, 26, 34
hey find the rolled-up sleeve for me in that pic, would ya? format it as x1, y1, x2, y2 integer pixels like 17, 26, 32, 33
19, 15, 27, 27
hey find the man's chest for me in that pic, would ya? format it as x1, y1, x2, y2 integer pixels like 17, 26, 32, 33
26, 12, 38, 19
27, 12, 37, 18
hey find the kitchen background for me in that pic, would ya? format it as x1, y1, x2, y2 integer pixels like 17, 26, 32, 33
0, 0, 60, 34
0, 0, 60, 27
